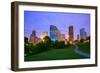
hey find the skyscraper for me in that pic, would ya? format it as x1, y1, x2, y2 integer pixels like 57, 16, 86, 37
61, 34, 65, 41
31, 30, 36, 37
68, 26, 74, 44
57, 30, 61, 41
84, 31, 87, 39
77, 34, 80, 41
80, 28, 87, 40
29, 30, 43, 45
50, 25, 59, 41
29, 30, 37, 45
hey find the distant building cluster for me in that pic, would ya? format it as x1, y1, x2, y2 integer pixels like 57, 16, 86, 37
29, 30, 42, 45
25, 25, 89, 45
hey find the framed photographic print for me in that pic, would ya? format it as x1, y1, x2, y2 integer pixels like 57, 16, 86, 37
11, 1, 97, 71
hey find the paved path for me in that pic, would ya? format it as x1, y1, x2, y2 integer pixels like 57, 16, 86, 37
74, 44, 90, 58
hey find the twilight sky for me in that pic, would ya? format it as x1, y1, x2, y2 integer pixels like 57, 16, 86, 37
24, 11, 90, 40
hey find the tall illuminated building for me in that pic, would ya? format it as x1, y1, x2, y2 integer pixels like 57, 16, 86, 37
57, 30, 61, 41
84, 31, 87, 40
68, 26, 74, 44
80, 28, 87, 40
77, 34, 80, 41
61, 34, 65, 41
29, 30, 37, 45
50, 25, 59, 41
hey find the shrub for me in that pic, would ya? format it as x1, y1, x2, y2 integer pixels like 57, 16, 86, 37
24, 43, 33, 56
53, 40, 66, 49
31, 42, 51, 55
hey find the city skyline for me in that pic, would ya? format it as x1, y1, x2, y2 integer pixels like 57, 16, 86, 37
24, 11, 90, 40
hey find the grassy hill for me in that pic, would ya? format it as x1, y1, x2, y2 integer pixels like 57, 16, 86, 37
78, 42, 90, 54
25, 45, 86, 61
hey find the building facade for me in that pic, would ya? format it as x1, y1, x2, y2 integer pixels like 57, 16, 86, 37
29, 30, 36, 44
50, 25, 59, 41
68, 26, 74, 44
61, 34, 65, 41
57, 30, 61, 41
77, 34, 80, 41
29, 30, 42, 45
80, 28, 87, 40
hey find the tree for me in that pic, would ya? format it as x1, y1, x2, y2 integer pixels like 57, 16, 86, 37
43, 36, 52, 49
24, 37, 28, 43
24, 43, 33, 56
80, 38, 84, 43
53, 40, 66, 49
31, 42, 51, 54
43, 36, 51, 43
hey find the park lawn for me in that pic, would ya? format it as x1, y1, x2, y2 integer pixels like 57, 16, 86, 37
78, 42, 90, 54
25, 46, 86, 61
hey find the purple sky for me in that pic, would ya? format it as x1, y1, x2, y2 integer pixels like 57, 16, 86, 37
24, 11, 90, 40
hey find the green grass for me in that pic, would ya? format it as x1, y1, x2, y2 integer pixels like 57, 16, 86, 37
78, 42, 90, 53
25, 46, 86, 61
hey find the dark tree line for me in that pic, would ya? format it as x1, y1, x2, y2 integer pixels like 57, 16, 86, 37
24, 36, 68, 56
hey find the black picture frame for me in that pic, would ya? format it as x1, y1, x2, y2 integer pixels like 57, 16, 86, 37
11, 1, 98, 71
